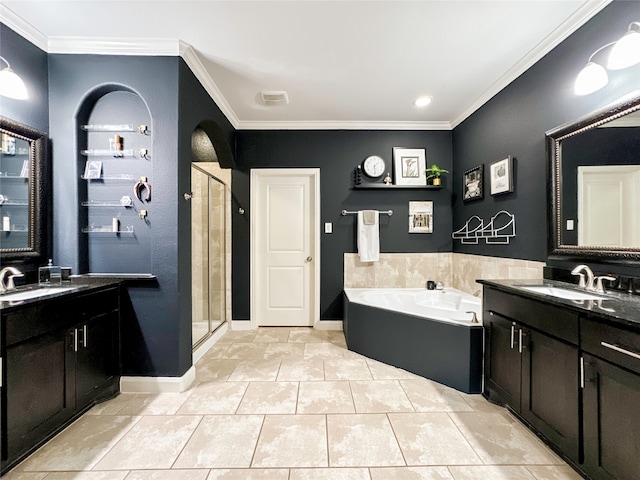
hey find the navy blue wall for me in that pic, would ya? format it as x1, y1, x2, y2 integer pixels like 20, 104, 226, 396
0, 24, 48, 133
452, 0, 640, 264
232, 130, 453, 321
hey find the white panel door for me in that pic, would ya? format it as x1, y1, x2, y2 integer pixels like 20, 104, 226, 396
251, 169, 319, 327
578, 166, 640, 247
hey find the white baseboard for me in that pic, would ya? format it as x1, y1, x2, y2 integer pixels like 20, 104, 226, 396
314, 320, 343, 330
120, 366, 196, 393
231, 320, 254, 330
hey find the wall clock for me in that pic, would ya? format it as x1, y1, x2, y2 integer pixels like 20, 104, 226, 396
362, 155, 386, 178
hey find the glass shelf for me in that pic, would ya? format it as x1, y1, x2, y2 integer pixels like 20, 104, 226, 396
0, 201, 28, 206
81, 124, 148, 134
2, 227, 28, 233
81, 149, 135, 158
0, 174, 29, 179
82, 225, 134, 234
81, 174, 135, 181
81, 124, 134, 132
81, 200, 133, 208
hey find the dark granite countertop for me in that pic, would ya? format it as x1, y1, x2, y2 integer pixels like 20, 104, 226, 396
477, 278, 640, 331
0, 277, 123, 312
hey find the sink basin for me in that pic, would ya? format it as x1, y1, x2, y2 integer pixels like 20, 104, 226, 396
0, 287, 76, 302
519, 286, 605, 301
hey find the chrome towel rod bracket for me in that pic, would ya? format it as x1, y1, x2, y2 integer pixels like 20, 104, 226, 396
341, 209, 393, 216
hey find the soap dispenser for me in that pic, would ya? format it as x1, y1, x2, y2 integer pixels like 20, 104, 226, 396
39, 259, 62, 286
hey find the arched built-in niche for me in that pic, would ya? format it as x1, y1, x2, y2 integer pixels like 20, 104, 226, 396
76, 86, 153, 274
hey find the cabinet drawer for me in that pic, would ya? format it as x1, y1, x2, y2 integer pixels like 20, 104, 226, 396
484, 288, 579, 345
581, 317, 640, 375
75, 287, 119, 320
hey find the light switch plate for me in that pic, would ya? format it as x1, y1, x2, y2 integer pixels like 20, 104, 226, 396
324, 222, 333, 234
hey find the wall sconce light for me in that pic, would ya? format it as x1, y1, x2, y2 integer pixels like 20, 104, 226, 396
0, 55, 28, 100
575, 21, 640, 96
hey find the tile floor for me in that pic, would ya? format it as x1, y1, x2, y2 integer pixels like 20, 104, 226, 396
5, 327, 584, 480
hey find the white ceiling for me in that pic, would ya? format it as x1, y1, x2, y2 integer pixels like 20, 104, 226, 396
1, 0, 611, 130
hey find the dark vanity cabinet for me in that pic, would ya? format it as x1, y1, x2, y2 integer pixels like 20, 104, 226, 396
483, 287, 580, 464
1, 285, 121, 474
580, 317, 640, 480
482, 281, 640, 480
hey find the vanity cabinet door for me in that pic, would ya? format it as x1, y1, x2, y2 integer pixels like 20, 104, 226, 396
74, 308, 120, 411
4, 329, 74, 464
582, 354, 640, 480
521, 329, 580, 463
483, 311, 522, 411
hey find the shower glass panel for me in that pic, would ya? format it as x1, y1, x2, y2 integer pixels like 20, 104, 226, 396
191, 164, 227, 349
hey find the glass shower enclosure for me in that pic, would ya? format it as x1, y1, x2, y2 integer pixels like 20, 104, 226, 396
191, 163, 227, 349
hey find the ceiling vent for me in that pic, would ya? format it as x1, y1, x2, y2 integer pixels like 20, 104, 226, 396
260, 91, 289, 106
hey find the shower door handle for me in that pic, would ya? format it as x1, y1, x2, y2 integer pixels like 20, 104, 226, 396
306, 256, 313, 262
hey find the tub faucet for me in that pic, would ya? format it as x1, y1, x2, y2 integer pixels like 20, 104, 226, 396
571, 264, 594, 291
0, 266, 24, 293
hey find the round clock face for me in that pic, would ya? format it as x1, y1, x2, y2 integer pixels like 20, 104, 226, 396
363, 155, 386, 178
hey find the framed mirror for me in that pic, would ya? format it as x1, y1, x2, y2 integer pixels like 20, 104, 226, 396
547, 90, 640, 264
0, 116, 48, 261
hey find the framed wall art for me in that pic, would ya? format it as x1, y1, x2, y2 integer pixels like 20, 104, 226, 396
490, 156, 514, 195
393, 147, 426, 186
408, 201, 433, 233
463, 165, 483, 202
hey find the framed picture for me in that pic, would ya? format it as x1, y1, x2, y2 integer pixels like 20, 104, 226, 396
393, 147, 426, 186
83, 160, 103, 179
490, 156, 514, 195
463, 165, 483, 202
409, 201, 433, 233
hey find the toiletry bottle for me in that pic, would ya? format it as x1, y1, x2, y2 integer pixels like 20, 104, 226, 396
39, 259, 62, 286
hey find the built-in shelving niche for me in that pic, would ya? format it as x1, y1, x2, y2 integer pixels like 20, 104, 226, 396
76, 88, 152, 274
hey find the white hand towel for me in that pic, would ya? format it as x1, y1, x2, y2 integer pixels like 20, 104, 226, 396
358, 210, 380, 262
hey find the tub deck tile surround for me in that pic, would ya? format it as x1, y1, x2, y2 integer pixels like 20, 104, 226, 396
344, 252, 544, 294
7, 327, 582, 480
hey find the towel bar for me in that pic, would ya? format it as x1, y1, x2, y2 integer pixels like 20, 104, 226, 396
341, 209, 393, 216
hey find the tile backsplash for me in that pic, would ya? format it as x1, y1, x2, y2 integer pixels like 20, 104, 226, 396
344, 253, 544, 295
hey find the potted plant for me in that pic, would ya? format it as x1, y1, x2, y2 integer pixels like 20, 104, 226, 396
425, 164, 449, 186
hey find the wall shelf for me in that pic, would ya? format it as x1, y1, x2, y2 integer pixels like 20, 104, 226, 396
353, 183, 443, 190
81, 124, 148, 134
82, 225, 134, 234
81, 174, 135, 181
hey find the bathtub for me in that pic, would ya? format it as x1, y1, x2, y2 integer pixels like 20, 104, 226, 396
343, 288, 483, 394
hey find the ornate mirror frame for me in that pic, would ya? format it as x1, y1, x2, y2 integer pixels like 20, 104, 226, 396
0, 116, 48, 262
546, 90, 640, 265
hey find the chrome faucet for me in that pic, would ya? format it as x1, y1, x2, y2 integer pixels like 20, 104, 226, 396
0, 266, 24, 293
571, 264, 595, 291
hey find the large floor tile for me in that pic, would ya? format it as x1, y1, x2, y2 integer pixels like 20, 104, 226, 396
350, 380, 414, 413
366, 359, 421, 380
252, 327, 293, 343
297, 381, 355, 414
20, 415, 140, 471
227, 358, 282, 381
288, 328, 330, 343
195, 358, 240, 382
370, 466, 454, 480
400, 379, 473, 412
277, 358, 325, 381
207, 469, 290, 480
0, 473, 48, 480
85, 393, 135, 415
225, 342, 268, 359
449, 412, 564, 465
177, 381, 248, 414
174, 415, 264, 468
252, 415, 328, 468
324, 359, 373, 380
237, 381, 299, 414
124, 470, 210, 480
388, 412, 483, 466
93, 415, 202, 470
327, 414, 404, 467
304, 343, 348, 359
525, 465, 585, 480
263, 342, 305, 359
448, 465, 536, 479
115, 392, 192, 415
289, 468, 371, 479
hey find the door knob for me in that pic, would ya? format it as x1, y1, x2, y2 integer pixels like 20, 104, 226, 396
306, 256, 313, 262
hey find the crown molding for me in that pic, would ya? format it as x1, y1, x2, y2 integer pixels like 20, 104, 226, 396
47, 36, 181, 55
179, 41, 240, 129
0, 4, 48, 51
450, 0, 612, 128
235, 120, 452, 131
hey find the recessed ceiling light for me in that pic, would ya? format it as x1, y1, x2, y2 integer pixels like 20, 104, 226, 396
413, 96, 432, 107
